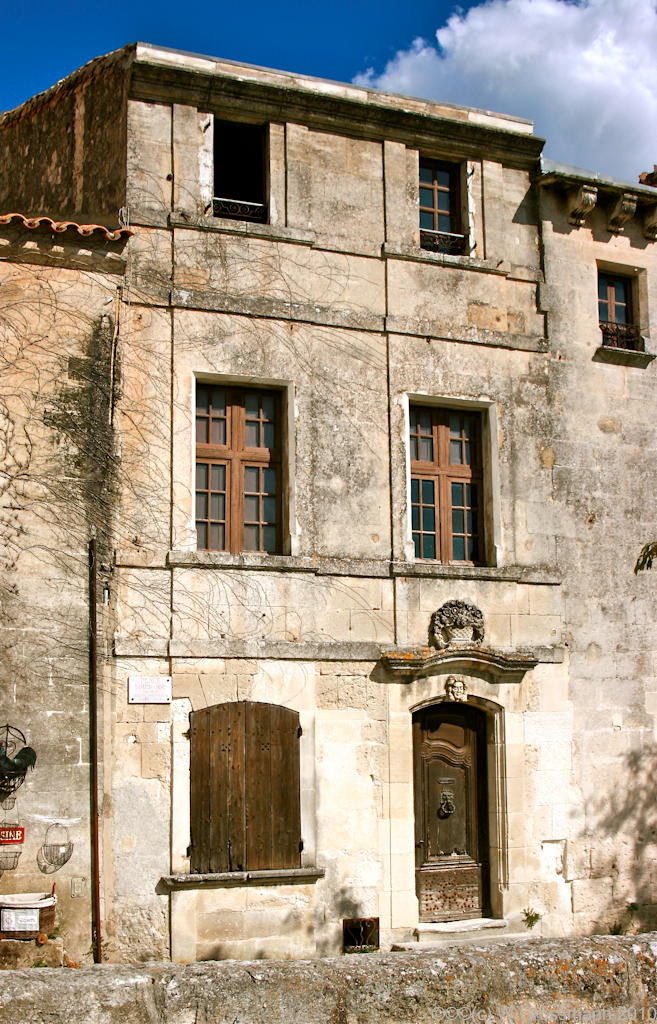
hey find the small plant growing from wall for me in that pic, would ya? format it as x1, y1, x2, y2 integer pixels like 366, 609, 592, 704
522, 907, 541, 930
610, 902, 640, 935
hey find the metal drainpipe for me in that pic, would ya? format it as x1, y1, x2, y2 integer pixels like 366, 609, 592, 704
88, 533, 102, 963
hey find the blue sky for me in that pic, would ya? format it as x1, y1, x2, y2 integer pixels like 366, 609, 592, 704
1, 0, 477, 112
2, 0, 655, 181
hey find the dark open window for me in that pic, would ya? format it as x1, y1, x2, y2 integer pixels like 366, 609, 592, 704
213, 119, 267, 222
189, 701, 302, 873
598, 272, 643, 351
195, 384, 282, 553
410, 406, 484, 562
419, 160, 467, 255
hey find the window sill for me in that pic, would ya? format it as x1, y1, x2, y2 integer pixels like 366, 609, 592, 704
391, 561, 561, 585
169, 211, 315, 247
159, 867, 325, 890
593, 344, 655, 368
166, 550, 389, 577
115, 550, 561, 585
383, 243, 509, 276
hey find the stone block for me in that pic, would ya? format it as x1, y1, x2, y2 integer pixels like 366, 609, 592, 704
141, 742, 169, 781
390, 889, 419, 928
524, 711, 573, 744
0, 938, 64, 969
143, 704, 172, 723
529, 586, 563, 616
535, 740, 572, 771
196, 888, 246, 915
196, 909, 244, 943
389, 852, 415, 891
571, 877, 614, 917
485, 612, 512, 646
511, 613, 562, 646
170, 889, 197, 963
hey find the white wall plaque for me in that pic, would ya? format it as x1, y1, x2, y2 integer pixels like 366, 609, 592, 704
1, 908, 39, 931
128, 675, 173, 704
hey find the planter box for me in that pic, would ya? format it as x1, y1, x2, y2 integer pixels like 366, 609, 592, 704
0, 892, 56, 940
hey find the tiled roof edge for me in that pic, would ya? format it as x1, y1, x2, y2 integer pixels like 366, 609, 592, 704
0, 212, 134, 241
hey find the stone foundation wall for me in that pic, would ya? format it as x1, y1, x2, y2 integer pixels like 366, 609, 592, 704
1, 935, 657, 1024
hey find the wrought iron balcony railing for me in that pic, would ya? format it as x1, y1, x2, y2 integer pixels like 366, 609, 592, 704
420, 229, 469, 256
599, 321, 644, 352
212, 197, 267, 223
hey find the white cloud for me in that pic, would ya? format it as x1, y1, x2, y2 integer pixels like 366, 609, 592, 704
354, 0, 657, 183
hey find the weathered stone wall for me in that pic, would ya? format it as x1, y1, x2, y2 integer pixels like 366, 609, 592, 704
0, 48, 130, 222
0, 243, 126, 962
1, 936, 657, 1024
539, 188, 657, 935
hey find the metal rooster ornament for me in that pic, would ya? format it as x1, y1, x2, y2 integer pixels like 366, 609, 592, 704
0, 725, 37, 800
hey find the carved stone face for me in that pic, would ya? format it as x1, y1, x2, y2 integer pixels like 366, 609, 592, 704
444, 675, 467, 702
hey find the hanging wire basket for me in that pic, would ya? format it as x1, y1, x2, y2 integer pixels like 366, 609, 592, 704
0, 725, 36, 800
0, 848, 21, 871
40, 824, 73, 870
1, 796, 16, 810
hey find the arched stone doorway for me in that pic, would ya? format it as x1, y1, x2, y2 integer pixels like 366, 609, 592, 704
413, 700, 490, 922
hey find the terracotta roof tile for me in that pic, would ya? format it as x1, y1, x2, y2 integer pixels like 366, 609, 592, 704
0, 212, 133, 241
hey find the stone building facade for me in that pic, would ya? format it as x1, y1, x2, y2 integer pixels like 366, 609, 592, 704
0, 42, 656, 964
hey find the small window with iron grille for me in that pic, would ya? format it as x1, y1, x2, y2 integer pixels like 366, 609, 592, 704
213, 119, 267, 223
410, 405, 484, 563
419, 160, 467, 256
598, 271, 643, 351
195, 384, 282, 554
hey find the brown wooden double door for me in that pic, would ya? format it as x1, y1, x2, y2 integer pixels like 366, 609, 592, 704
413, 702, 490, 921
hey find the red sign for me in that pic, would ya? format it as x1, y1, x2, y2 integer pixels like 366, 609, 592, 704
0, 827, 24, 845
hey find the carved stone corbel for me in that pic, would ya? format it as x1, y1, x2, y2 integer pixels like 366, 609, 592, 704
643, 203, 657, 242
567, 184, 597, 226
608, 192, 637, 234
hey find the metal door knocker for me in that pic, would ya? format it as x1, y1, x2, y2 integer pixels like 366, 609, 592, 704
438, 790, 456, 818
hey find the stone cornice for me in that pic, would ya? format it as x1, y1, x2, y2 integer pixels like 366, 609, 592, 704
128, 62, 544, 169
538, 161, 657, 239
380, 644, 561, 684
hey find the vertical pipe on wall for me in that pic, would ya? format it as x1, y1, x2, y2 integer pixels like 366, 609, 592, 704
88, 533, 102, 963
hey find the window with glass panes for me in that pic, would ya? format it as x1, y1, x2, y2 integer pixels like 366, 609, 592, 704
409, 406, 483, 562
419, 161, 465, 255
597, 271, 643, 350
598, 273, 632, 326
195, 385, 281, 553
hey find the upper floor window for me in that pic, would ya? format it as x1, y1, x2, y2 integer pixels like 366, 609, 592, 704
598, 271, 643, 351
195, 384, 282, 553
410, 406, 483, 562
419, 160, 467, 256
213, 119, 267, 223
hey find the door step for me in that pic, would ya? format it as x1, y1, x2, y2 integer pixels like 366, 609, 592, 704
392, 918, 532, 950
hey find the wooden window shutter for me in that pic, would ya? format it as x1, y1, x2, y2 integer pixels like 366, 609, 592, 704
190, 701, 301, 873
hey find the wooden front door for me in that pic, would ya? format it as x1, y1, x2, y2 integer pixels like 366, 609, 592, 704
413, 703, 489, 921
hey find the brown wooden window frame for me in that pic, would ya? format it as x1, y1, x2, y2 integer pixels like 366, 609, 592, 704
419, 159, 468, 256
195, 383, 283, 554
597, 270, 643, 351
410, 405, 484, 563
